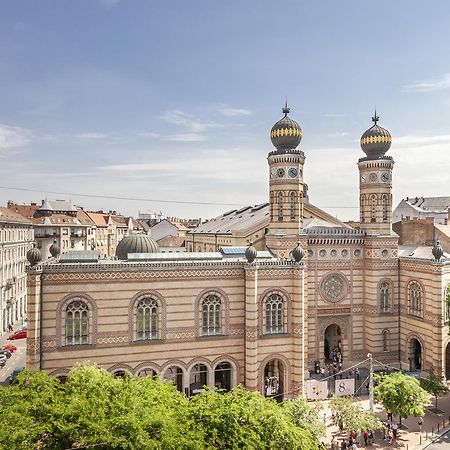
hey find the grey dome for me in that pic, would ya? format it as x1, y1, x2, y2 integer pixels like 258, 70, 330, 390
116, 234, 159, 260
270, 105, 302, 152
245, 242, 258, 263
360, 112, 392, 159
27, 244, 42, 266
432, 240, 444, 262
49, 240, 60, 258
291, 241, 305, 262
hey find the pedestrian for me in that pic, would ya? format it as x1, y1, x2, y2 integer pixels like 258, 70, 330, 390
340, 439, 346, 450
348, 368, 353, 377
331, 436, 337, 450
323, 412, 327, 424
363, 430, 368, 446
355, 368, 360, 380
368, 430, 374, 445
418, 416, 423, 432
8, 323, 12, 332
320, 366, 325, 378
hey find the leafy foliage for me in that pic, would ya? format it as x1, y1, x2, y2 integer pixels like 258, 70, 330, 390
0, 365, 321, 450
329, 396, 381, 432
282, 396, 326, 438
374, 372, 430, 423
420, 374, 449, 412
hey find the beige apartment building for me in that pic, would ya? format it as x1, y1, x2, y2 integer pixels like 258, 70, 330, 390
0, 207, 34, 332
25, 106, 450, 399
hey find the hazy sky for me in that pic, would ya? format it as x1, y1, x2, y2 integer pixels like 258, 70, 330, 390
1, 1, 450, 220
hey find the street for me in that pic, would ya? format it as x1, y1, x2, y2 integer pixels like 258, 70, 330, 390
424, 430, 450, 449
0, 332, 26, 386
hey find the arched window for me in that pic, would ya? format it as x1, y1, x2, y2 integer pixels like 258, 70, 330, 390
444, 285, 450, 323
137, 368, 158, 378
136, 297, 158, 340
289, 192, 296, 220
265, 293, 284, 334
408, 281, 423, 316
379, 281, 390, 312
382, 329, 389, 352
65, 300, 89, 345
370, 194, 377, 222
164, 366, 183, 392
381, 194, 388, 222
277, 192, 284, 222
201, 294, 221, 336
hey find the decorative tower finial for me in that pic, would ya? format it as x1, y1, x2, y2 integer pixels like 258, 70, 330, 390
372, 107, 379, 124
245, 241, 258, 264
432, 240, 444, 262
282, 98, 290, 115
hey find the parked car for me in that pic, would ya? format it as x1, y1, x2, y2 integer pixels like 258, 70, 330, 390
0, 350, 11, 358
7, 366, 25, 384
0, 354, 7, 365
8, 330, 27, 340
1, 344, 17, 353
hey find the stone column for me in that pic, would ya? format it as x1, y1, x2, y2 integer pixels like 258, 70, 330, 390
26, 268, 42, 370
244, 264, 259, 391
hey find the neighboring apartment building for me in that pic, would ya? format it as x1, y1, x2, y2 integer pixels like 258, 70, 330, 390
393, 196, 450, 225
8, 200, 96, 259
0, 207, 33, 332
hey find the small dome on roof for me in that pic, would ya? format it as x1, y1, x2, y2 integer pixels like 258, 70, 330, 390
270, 103, 302, 152
360, 111, 392, 159
49, 240, 60, 258
291, 241, 305, 262
27, 244, 42, 266
115, 234, 159, 260
245, 241, 258, 263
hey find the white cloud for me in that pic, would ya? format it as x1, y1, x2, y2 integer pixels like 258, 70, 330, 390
74, 132, 112, 140
137, 131, 160, 139
218, 105, 252, 117
159, 110, 222, 132
164, 133, 207, 142
394, 134, 450, 146
328, 132, 350, 138
403, 73, 450, 93
0, 124, 31, 150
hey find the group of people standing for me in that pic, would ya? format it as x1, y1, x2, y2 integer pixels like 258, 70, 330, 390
330, 429, 375, 449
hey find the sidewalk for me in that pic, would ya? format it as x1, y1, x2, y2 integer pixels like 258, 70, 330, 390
322, 393, 450, 449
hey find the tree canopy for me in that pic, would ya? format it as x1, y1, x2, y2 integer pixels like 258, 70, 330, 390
420, 374, 449, 413
374, 372, 430, 423
329, 396, 381, 432
0, 365, 322, 450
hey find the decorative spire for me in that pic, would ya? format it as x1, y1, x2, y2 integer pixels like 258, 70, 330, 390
291, 241, 305, 263
372, 107, 379, 124
245, 241, 258, 264
282, 98, 290, 115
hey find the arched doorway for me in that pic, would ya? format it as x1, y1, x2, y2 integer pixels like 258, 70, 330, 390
163, 366, 184, 392
409, 338, 422, 371
324, 324, 342, 361
445, 343, 450, 379
189, 363, 208, 396
263, 359, 285, 402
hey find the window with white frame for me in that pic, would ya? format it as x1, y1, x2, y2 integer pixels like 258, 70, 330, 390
379, 281, 390, 312
201, 294, 221, 336
408, 281, 423, 316
65, 299, 89, 345
265, 293, 284, 334
136, 297, 159, 340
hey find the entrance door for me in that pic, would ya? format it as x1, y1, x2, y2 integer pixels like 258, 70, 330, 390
410, 338, 422, 371
324, 324, 342, 360
446, 343, 450, 379
264, 359, 285, 402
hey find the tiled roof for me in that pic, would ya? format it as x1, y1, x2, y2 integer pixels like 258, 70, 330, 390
405, 196, 450, 213
0, 207, 32, 224
76, 208, 96, 226
398, 245, 450, 260
111, 215, 128, 227
38, 199, 77, 212
156, 235, 185, 247
86, 211, 110, 227
7, 203, 39, 220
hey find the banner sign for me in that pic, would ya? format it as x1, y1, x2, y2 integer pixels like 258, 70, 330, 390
334, 378, 355, 396
305, 380, 328, 400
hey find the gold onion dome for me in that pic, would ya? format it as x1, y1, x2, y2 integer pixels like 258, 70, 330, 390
360, 111, 392, 159
270, 103, 302, 152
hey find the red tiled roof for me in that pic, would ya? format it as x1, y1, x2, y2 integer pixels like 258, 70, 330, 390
0, 207, 32, 224
156, 235, 185, 247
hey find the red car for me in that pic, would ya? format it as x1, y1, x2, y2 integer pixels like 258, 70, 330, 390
1, 344, 17, 353
8, 330, 27, 340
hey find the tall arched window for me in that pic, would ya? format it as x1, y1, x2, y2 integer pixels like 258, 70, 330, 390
136, 297, 158, 340
408, 281, 423, 316
370, 194, 377, 222
444, 285, 450, 323
65, 300, 89, 345
382, 329, 389, 352
289, 191, 296, 220
265, 294, 284, 334
379, 281, 390, 312
277, 192, 284, 222
201, 294, 221, 336
381, 194, 388, 222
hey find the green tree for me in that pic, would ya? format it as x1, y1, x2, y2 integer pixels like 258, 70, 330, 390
282, 396, 326, 438
420, 374, 449, 413
329, 396, 381, 432
188, 386, 320, 450
374, 372, 430, 425
0, 365, 322, 450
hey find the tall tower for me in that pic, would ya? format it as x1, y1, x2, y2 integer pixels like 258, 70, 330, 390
358, 112, 394, 235
266, 104, 306, 258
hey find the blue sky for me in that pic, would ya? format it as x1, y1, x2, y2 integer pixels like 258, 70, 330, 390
1, 1, 450, 220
